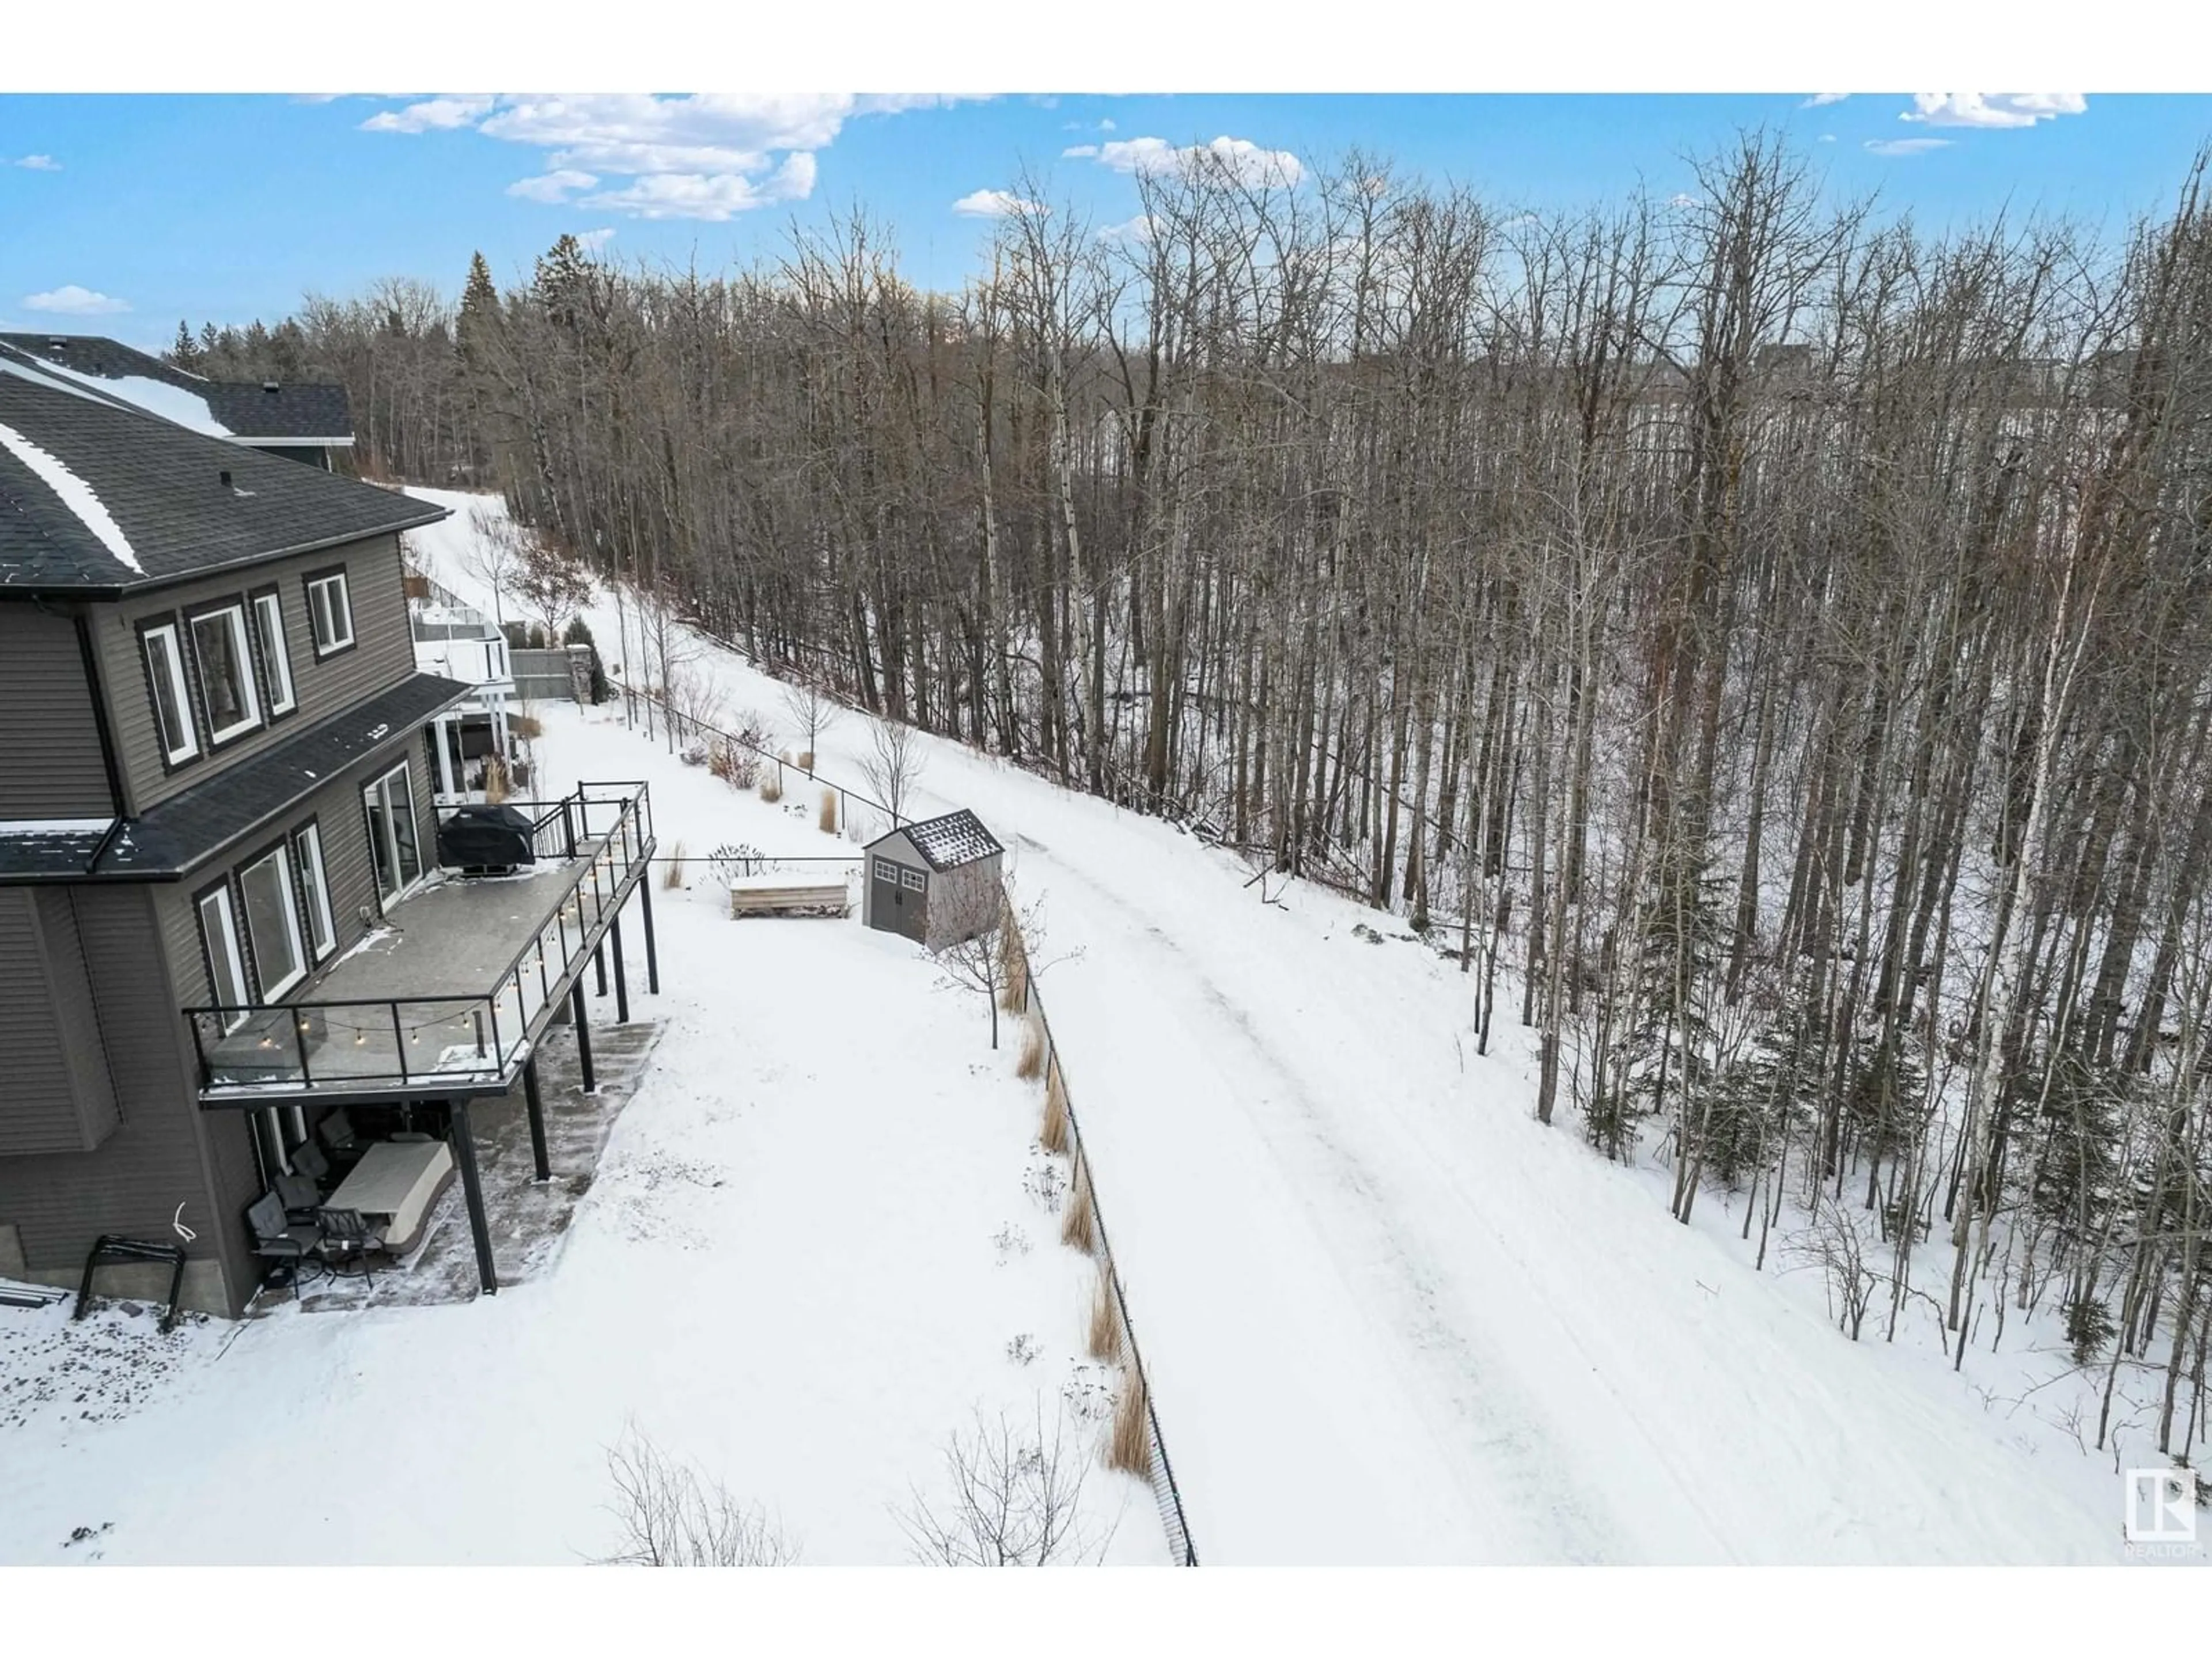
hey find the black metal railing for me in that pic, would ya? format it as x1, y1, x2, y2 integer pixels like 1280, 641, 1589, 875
185, 782, 654, 1099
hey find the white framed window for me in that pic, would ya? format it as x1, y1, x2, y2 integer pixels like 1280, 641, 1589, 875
197, 884, 251, 1030
900, 868, 926, 892
873, 859, 900, 883
253, 591, 296, 715
189, 604, 262, 744
292, 822, 335, 961
307, 570, 354, 656
238, 845, 307, 1001
363, 762, 423, 908
142, 622, 198, 764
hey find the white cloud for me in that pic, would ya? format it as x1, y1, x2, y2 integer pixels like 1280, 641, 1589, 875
1801, 93, 1849, 108
507, 169, 598, 203
1096, 214, 1157, 245
953, 188, 1044, 219
23, 285, 129, 315
10, 154, 61, 171
1063, 117, 1117, 132
1084, 134, 1302, 188
359, 93, 979, 221
361, 95, 495, 134
1865, 137, 1954, 157
1818, 133, 1838, 143
1903, 93, 2086, 129
575, 228, 617, 252
1667, 192, 1700, 209
577, 153, 817, 221
1060, 144, 1099, 160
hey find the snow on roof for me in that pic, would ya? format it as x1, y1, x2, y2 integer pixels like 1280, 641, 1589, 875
894, 808, 1004, 870
0, 415, 144, 574
24, 351, 233, 437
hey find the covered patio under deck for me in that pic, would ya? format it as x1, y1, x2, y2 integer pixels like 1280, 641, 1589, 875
184, 782, 661, 1299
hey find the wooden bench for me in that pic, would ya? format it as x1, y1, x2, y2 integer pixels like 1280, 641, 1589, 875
728, 875, 851, 919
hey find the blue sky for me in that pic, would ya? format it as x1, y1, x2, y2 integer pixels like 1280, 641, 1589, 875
5, 93, 2210, 349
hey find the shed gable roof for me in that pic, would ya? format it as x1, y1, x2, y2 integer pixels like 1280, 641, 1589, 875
872, 808, 1003, 870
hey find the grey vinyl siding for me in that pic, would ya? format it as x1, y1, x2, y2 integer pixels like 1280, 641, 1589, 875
156, 729, 438, 1009
0, 891, 83, 1152
0, 884, 251, 1313
93, 530, 414, 815
0, 604, 113, 820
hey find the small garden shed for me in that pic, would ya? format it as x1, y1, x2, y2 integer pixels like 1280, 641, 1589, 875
863, 809, 1005, 949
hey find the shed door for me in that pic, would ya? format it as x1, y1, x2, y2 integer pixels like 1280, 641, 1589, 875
872, 857, 927, 941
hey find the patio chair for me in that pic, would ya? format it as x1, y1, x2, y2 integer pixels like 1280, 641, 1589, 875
273, 1169, 323, 1224
290, 1139, 332, 1184
313, 1207, 387, 1286
246, 1192, 327, 1291
316, 1108, 366, 1173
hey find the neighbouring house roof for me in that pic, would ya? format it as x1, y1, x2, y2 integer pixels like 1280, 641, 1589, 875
0, 672, 474, 883
0, 356, 445, 593
873, 808, 1005, 871
0, 334, 353, 442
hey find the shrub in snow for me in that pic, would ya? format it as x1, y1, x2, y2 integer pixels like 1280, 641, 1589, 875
704, 843, 766, 890
817, 790, 838, 835
758, 768, 783, 805
1085, 1264, 1123, 1365
1108, 1365, 1152, 1479
992, 1223, 1032, 1264
1021, 1157, 1067, 1215
600, 1426, 797, 1566
1005, 1334, 1040, 1368
1060, 1162, 1096, 1254
680, 741, 710, 768
661, 840, 685, 891
1014, 1018, 1045, 1081
1040, 1067, 1071, 1157
894, 1400, 1106, 1566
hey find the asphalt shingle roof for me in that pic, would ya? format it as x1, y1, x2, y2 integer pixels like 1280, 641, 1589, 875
0, 333, 353, 441
881, 808, 1005, 870
0, 672, 474, 883
0, 358, 444, 593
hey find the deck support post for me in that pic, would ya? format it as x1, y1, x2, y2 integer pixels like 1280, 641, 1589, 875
594, 941, 608, 997
523, 1056, 550, 1181
570, 980, 597, 1094
449, 1100, 499, 1296
638, 870, 661, 994
611, 909, 630, 1024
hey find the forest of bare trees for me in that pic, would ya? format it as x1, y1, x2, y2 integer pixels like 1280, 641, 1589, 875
181, 132, 2212, 1456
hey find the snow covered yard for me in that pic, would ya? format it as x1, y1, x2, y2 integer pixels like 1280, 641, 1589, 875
395, 488, 2194, 1566
0, 696, 1160, 1565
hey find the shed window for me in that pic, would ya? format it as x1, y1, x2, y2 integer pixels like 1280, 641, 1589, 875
873, 859, 900, 884
190, 604, 262, 744
900, 869, 926, 892
143, 622, 198, 764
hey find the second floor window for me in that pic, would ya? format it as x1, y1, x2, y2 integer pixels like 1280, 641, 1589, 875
142, 622, 198, 765
190, 605, 261, 745
253, 591, 296, 715
308, 570, 354, 657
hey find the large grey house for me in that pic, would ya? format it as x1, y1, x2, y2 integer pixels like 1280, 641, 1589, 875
0, 333, 355, 471
0, 354, 656, 1315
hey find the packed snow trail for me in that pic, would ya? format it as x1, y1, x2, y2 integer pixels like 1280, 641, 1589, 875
407, 488, 2128, 1563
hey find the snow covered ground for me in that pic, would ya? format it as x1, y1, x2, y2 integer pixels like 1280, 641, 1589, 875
0, 699, 1160, 1564
396, 487, 2192, 1565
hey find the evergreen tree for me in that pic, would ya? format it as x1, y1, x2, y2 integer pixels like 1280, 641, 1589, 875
170, 319, 202, 371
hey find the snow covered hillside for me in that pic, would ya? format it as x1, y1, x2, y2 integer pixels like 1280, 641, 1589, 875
403, 486, 2179, 1565
1, 695, 1160, 1565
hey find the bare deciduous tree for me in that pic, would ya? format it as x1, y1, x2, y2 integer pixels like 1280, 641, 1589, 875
599, 1425, 798, 1567
893, 1400, 1111, 1566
